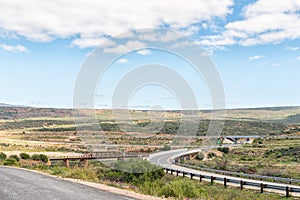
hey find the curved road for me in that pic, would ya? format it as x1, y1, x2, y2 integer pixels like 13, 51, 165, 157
148, 148, 300, 197
0, 167, 136, 200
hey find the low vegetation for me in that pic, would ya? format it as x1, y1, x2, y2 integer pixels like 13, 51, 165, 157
12, 159, 290, 200
1, 106, 300, 199
0, 152, 48, 166
184, 138, 300, 180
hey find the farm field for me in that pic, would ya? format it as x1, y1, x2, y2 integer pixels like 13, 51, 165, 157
0, 106, 300, 153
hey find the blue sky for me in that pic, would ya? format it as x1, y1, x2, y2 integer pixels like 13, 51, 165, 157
0, 0, 300, 109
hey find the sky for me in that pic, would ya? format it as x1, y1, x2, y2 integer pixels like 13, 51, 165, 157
0, 0, 300, 110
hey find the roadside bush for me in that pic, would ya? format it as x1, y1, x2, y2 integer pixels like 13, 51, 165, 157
0, 152, 7, 160
160, 145, 171, 151
31, 154, 40, 161
254, 138, 264, 144
39, 154, 48, 163
207, 152, 217, 159
104, 171, 123, 182
20, 153, 30, 160
31, 154, 48, 163
51, 166, 70, 176
3, 158, 18, 166
65, 167, 99, 182
159, 179, 206, 199
217, 147, 229, 154
103, 159, 165, 186
9, 155, 19, 162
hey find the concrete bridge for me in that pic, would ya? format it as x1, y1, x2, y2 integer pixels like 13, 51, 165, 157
222, 135, 260, 144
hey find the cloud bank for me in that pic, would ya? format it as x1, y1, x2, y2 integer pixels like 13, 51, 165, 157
0, 0, 233, 48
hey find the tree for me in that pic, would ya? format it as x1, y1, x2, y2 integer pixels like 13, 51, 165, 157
20, 153, 30, 160
0, 152, 7, 160
31, 154, 48, 163
4, 158, 18, 166
217, 147, 229, 154
9, 155, 19, 162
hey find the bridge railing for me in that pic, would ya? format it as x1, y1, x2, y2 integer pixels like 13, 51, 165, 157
163, 167, 300, 198
49, 151, 149, 161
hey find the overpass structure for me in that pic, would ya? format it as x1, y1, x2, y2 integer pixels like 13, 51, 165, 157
222, 135, 260, 144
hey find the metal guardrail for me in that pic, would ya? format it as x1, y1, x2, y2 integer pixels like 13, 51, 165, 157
176, 163, 300, 185
163, 167, 300, 198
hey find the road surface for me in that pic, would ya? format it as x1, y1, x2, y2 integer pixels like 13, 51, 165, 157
148, 148, 300, 197
0, 166, 136, 200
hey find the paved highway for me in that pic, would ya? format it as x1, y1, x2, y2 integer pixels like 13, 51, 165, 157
0, 166, 136, 200
148, 148, 300, 197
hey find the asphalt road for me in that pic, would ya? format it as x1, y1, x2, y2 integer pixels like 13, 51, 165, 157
0, 166, 137, 200
148, 148, 300, 197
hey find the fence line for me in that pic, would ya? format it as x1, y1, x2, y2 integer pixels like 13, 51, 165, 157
176, 163, 300, 185
163, 167, 300, 198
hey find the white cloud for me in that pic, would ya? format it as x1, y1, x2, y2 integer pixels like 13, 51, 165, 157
286, 46, 299, 51
136, 49, 152, 55
103, 41, 146, 54
297, 56, 300, 60
0, 0, 233, 48
72, 38, 116, 49
137, 31, 184, 42
249, 55, 264, 60
200, 0, 300, 47
0, 44, 28, 53
116, 58, 130, 64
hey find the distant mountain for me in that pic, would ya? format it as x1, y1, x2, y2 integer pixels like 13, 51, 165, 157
0, 103, 26, 107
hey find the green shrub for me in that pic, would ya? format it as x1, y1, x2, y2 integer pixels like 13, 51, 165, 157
160, 145, 171, 151
9, 155, 19, 162
159, 179, 206, 199
217, 147, 229, 154
207, 152, 217, 159
65, 168, 98, 182
0, 152, 7, 160
31, 154, 40, 161
31, 154, 48, 163
104, 171, 123, 182
103, 159, 164, 186
39, 154, 48, 163
3, 158, 18, 166
51, 166, 69, 175
20, 153, 30, 160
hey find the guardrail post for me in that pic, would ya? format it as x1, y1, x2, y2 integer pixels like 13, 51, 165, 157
176, 170, 179, 176
211, 176, 214, 183
260, 183, 264, 193
190, 173, 194, 179
224, 178, 227, 188
171, 169, 173, 175
286, 186, 290, 198
240, 180, 243, 190
199, 175, 202, 182
183, 172, 185, 177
